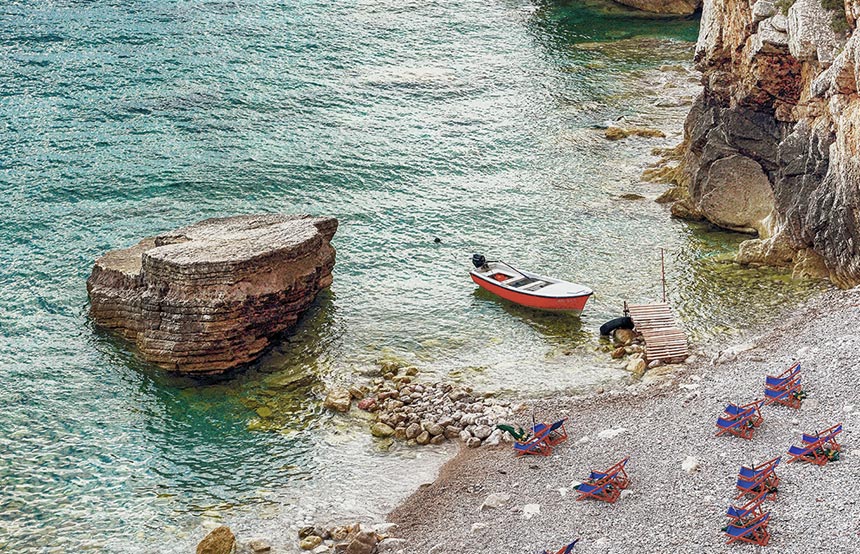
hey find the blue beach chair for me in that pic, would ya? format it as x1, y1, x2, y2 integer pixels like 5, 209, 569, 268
513, 426, 553, 457
725, 511, 770, 546
541, 539, 578, 554
716, 409, 758, 440
738, 456, 780, 490
724, 399, 764, 427
765, 361, 800, 389
532, 418, 568, 447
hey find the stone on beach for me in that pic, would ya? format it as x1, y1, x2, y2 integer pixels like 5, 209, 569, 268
196, 526, 235, 554
521, 504, 540, 520
371, 423, 396, 438
324, 387, 352, 412
86, 214, 337, 374
480, 492, 511, 510
596, 428, 627, 440
681, 456, 701, 473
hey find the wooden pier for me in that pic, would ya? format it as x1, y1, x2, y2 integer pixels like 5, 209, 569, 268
627, 303, 688, 362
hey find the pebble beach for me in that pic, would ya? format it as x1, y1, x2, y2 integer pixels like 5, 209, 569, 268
386, 288, 860, 553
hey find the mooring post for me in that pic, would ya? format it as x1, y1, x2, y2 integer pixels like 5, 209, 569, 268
660, 248, 667, 304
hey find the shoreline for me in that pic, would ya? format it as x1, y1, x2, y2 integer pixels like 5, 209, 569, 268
384, 287, 860, 553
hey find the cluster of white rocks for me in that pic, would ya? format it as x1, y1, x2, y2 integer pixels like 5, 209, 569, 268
324, 363, 519, 448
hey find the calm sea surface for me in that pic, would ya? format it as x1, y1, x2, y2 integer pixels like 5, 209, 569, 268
0, 1, 825, 551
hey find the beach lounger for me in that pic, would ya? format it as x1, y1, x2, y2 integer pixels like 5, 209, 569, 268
725, 400, 765, 427
788, 424, 843, 465
588, 457, 631, 490
763, 378, 803, 409
513, 426, 553, 457
726, 491, 768, 524
736, 469, 778, 500
724, 511, 770, 546
532, 418, 569, 447
575, 479, 621, 503
541, 539, 578, 554
576, 457, 630, 503
801, 423, 843, 449
765, 361, 800, 390
739, 456, 781, 490
716, 409, 758, 440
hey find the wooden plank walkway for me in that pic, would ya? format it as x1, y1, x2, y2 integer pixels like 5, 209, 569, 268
627, 303, 689, 362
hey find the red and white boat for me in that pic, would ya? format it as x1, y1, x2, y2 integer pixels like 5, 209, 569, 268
469, 255, 593, 314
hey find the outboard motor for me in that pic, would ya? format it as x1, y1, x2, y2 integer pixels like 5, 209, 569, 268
471, 253, 487, 269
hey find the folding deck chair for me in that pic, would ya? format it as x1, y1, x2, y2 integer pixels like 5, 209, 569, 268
736, 466, 778, 500
532, 418, 569, 447
765, 361, 800, 390
725, 400, 765, 427
763, 379, 803, 409
716, 408, 759, 440
726, 490, 768, 525
788, 423, 843, 465
724, 511, 770, 546
576, 457, 630, 503
801, 423, 843, 450
541, 539, 578, 554
513, 426, 553, 457
575, 479, 621, 503
587, 457, 631, 490
738, 456, 781, 491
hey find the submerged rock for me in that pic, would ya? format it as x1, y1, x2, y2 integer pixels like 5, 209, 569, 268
613, 0, 701, 15
324, 387, 352, 412
87, 214, 337, 374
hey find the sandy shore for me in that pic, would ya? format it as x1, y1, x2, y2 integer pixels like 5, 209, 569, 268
386, 288, 860, 553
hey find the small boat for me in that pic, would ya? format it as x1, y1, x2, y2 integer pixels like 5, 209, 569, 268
469, 254, 593, 314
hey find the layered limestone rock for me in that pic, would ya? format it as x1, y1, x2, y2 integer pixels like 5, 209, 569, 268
614, 0, 702, 14
87, 214, 337, 373
678, 0, 860, 286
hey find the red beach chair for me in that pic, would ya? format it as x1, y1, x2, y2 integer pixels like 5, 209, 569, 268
532, 418, 569, 447
575, 457, 630, 503
724, 400, 765, 427
788, 424, 843, 465
736, 465, 778, 501
724, 511, 770, 546
541, 539, 578, 554
513, 426, 553, 457
726, 490, 768, 525
587, 457, 631, 490
765, 361, 800, 391
716, 408, 759, 440
738, 456, 781, 491
763, 378, 803, 409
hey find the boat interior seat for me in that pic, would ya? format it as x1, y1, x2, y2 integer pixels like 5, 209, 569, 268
502, 276, 525, 285
522, 280, 547, 291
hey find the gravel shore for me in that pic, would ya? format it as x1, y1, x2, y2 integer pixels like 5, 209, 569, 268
387, 288, 860, 553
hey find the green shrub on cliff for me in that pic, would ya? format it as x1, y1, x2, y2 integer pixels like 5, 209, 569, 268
821, 0, 850, 33
775, 0, 796, 15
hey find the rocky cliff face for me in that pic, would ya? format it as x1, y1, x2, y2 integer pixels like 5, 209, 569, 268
87, 214, 337, 374
676, 0, 860, 286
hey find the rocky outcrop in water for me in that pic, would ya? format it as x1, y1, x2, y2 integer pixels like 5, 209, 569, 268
87, 214, 337, 374
613, 0, 702, 15
675, 0, 860, 286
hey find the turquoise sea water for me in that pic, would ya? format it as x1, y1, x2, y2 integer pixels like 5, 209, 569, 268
0, 1, 826, 552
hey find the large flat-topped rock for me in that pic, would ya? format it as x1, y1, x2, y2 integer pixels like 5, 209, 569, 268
87, 214, 337, 374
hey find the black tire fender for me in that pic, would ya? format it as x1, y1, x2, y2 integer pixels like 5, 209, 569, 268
600, 316, 634, 336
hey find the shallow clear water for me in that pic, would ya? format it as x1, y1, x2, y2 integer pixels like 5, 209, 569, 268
0, 1, 827, 552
